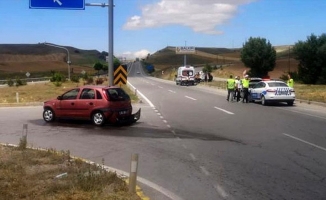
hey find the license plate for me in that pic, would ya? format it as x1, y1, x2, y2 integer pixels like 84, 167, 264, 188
119, 110, 128, 115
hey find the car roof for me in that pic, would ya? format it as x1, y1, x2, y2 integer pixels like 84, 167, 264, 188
261, 80, 287, 84
249, 77, 262, 80
79, 85, 121, 89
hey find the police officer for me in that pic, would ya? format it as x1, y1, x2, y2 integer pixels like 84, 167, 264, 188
226, 75, 235, 101
242, 74, 250, 103
287, 74, 294, 88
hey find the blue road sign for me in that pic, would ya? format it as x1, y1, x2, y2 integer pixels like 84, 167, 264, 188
30, 0, 85, 10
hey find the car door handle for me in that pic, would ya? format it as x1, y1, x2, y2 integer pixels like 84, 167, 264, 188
89, 102, 93, 105
71, 102, 75, 105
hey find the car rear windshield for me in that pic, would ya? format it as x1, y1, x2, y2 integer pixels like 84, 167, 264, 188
268, 82, 288, 87
105, 88, 130, 101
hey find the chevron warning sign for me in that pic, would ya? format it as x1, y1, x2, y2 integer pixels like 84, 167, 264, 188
114, 64, 127, 86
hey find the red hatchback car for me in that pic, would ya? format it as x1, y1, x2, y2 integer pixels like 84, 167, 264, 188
43, 85, 141, 126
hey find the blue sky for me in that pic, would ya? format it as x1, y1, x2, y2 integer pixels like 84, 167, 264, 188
0, 0, 325, 59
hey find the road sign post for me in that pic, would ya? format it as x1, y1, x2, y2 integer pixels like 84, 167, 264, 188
29, 0, 85, 10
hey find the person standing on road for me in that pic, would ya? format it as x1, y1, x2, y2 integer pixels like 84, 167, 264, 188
242, 74, 250, 103
287, 74, 294, 88
234, 76, 242, 102
226, 75, 235, 101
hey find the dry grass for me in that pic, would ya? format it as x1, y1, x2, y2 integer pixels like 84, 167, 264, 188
0, 141, 141, 200
0, 80, 138, 105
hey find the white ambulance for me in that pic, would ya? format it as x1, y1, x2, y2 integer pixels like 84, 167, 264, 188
175, 65, 196, 86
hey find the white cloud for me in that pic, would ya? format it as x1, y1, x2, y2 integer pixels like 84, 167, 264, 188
123, 0, 257, 35
118, 49, 151, 60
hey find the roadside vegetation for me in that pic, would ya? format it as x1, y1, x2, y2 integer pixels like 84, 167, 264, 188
0, 77, 138, 105
0, 136, 141, 200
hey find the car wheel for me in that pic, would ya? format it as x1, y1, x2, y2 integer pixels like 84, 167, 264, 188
92, 111, 105, 126
261, 96, 267, 106
43, 108, 55, 122
287, 101, 294, 106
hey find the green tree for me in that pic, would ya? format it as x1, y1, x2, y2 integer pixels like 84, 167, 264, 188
202, 64, 213, 73
293, 33, 326, 84
241, 37, 276, 77
114, 57, 121, 68
93, 62, 103, 77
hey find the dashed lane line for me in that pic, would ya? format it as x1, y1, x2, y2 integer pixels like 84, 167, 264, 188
283, 133, 326, 152
214, 106, 234, 115
185, 96, 197, 101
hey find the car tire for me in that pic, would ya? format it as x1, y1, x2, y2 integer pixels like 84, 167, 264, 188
92, 111, 105, 126
43, 108, 55, 122
287, 101, 294, 106
261, 96, 267, 106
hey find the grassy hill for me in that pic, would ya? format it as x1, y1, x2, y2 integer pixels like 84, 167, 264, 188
0, 44, 107, 79
146, 46, 298, 80
0, 44, 298, 81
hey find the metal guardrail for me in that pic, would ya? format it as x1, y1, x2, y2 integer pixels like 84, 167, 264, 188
0, 77, 51, 85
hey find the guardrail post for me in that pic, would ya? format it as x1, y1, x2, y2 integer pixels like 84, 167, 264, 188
129, 153, 139, 193
16, 92, 19, 103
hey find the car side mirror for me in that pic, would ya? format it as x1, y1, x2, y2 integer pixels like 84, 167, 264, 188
57, 96, 63, 100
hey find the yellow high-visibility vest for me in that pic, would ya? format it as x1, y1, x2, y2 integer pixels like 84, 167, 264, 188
242, 79, 249, 88
287, 79, 294, 87
227, 79, 235, 89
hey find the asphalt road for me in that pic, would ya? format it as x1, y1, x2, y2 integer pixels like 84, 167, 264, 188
0, 61, 326, 200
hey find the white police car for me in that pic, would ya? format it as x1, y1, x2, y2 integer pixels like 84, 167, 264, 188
249, 80, 295, 106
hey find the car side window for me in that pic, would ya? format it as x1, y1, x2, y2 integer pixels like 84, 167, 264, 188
255, 82, 265, 88
80, 89, 95, 99
62, 89, 80, 100
96, 90, 102, 99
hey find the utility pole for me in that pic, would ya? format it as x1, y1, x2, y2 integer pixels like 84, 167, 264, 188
43, 42, 71, 81
86, 0, 114, 86
288, 45, 291, 72
184, 41, 187, 66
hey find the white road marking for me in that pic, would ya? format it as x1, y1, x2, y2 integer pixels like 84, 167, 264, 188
185, 96, 197, 101
168, 90, 176, 93
167, 125, 171, 128
127, 82, 155, 108
182, 144, 187, 149
214, 107, 234, 115
163, 120, 168, 123
200, 166, 210, 176
283, 133, 326, 152
189, 153, 197, 161
214, 184, 229, 199
160, 116, 164, 119
158, 86, 163, 89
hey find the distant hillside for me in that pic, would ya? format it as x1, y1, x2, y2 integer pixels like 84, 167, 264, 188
146, 46, 298, 79
0, 44, 107, 79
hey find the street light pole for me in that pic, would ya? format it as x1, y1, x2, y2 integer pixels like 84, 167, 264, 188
86, 0, 114, 86
43, 42, 71, 80
184, 41, 187, 66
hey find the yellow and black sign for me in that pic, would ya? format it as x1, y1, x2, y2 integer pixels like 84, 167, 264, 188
114, 64, 127, 86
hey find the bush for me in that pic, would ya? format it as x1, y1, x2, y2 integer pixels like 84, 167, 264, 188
70, 75, 80, 83
85, 77, 94, 85
6, 78, 14, 87
16, 78, 27, 86
50, 72, 66, 82
96, 78, 104, 85
53, 81, 62, 87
